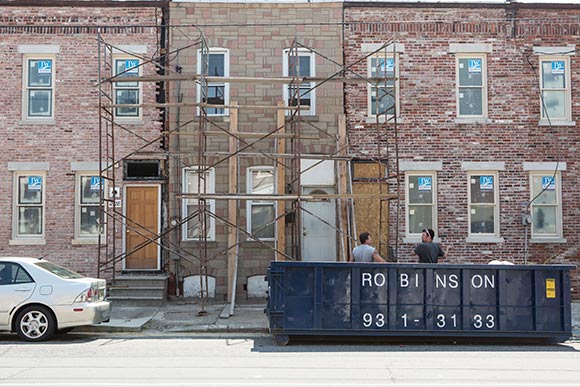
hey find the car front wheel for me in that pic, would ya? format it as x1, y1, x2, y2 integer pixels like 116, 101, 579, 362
15, 306, 56, 342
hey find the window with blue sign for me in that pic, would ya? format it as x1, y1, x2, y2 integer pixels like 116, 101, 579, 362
198, 49, 229, 116
540, 57, 570, 121
114, 58, 141, 117
368, 55, 398, 117
77, 174, 104, 237
15, 174, 44, 237
468, 173, 497, 236
530, 172, 561, 238
406, 173, 435, 236
25, 57, 54, 119
457, 55, 486, 117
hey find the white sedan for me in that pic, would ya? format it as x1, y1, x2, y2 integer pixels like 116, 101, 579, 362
0, 257, 111, 342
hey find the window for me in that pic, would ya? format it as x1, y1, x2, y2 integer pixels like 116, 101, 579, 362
182, 167, 215, 241
113, 57, 141, 118
23, 56, 55, 120
247, 167, 275, 240
539, 56, 571, 122
197, 48, 229, 116
406, 172, 436, 237
0, 263, 33, 286
76, 173, 104, 239
468, 172, 499, 237
456, 55, 487, 118
13, 173, 45, 239
283, 49, 315, 116
368, 54, 398, 117
529, 172, 562, 239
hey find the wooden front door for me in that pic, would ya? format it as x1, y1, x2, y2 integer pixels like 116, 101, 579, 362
125, 186, 159, 270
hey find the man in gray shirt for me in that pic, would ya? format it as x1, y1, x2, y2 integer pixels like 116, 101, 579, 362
412, 228, 447, 263
351, 232, 386, 263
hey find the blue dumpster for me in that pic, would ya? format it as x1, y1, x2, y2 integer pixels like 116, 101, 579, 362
265, 261, 574, 345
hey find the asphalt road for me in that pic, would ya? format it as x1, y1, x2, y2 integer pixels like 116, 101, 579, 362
0, 332, 579, 386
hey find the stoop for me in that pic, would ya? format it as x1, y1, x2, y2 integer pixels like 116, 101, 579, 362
108, 275, 168, 306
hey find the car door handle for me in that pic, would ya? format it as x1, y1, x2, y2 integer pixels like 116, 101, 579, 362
14, 287, 33, 292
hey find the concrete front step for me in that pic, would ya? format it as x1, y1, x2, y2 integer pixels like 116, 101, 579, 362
109, 275, 168, 306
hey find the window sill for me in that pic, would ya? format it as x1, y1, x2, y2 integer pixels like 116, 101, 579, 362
9, 238, 46, 246
466, 236, 504, 243
113, 119, 143, 125
454, 117, 490, 125
181, 239, 216, 243
246, 237, 275, 242
403, 237, 441, 244
538, 120, 575, 127
530, 237, 567, 244
19, 119, 56, 126
71, 238, 103, 245
365, 116, 403, 124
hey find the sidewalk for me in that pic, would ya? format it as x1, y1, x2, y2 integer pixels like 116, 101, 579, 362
79, 298, 269, 334
79, 299, 580, 338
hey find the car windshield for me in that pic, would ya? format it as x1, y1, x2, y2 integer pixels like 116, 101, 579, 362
35, 261, 84, 279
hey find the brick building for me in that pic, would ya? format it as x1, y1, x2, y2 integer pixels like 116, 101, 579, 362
343, 1, 580, 299
0, 1, 166, 277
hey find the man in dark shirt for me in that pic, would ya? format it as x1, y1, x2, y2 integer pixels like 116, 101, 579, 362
412, 228, 447, 263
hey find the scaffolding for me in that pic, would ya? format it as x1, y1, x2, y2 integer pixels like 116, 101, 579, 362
96, 23, 400, 313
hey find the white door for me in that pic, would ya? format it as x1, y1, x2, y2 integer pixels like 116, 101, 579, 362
0, 263, 35, 328
301, 187, 337, 261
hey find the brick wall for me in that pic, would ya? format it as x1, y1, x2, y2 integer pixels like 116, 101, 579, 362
0, 6, 163, 277
344, 5, 580, 299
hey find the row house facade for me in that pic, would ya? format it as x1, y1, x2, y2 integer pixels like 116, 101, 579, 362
344, 2, 580, 298
0, 1, 578, 302
0, 1, 166, 277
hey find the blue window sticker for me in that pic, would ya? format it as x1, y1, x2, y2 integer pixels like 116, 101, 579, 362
551, 61, 565, 75
90, 176, 103, 192
418, 177, 432, 191
28, 176, 42, 191
125, 59, 139, 75
542, 176, 555, 190
468, 59, 482, 73
480, 176, 493, 190
38, 60, 52, 74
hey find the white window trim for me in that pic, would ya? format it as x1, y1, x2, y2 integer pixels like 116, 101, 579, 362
455, 53, 488, 120
528, 171, 564, 242
538, 55, 572, 124
196, 48, 230, 117
246, 166, 276, 242
404, 171, 438, 243
367, 53, 400, 120
466, 170, 501, 242
22, 54, 56, 123
283, 48, 315, 116
182, 167, 215, 241
72, 172, 105, 244
113, 55, 143, 121
10, 171, 46, 244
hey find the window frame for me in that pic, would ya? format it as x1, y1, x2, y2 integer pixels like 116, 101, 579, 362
74, 172, 105, 241
455, 54, 488, 119
529, 171, 563, 240
196, 48, 230, 116
113, 56, 142, 120
12, 171, 46, 240
467, 171, 500, 239
405, 171, 437, 239
367, 53, 399, 119
246, 166, 276, 241
539, 55, 571, 122
22, 54, 55, 121
182, 166, 215, 242
283, 48, 316, 116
